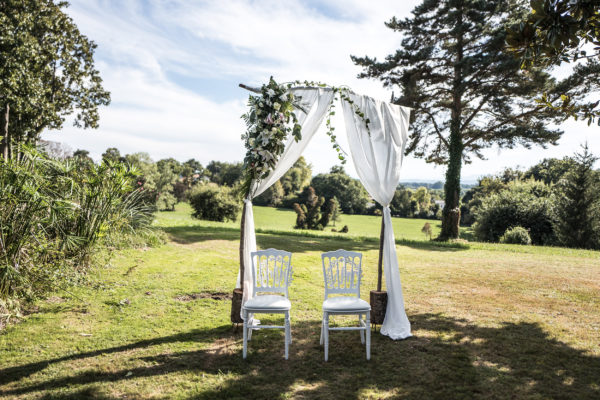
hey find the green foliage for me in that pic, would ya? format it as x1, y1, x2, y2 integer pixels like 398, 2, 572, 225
206, 161, 243, 187
157, 192, 177, 211
189, 184, 240, 222
524, 157, 577, 184
473, 180, 556, 245
0, 0, 110, 158
351, 0, 579, 239
507, 2, 600, 125
311, 167, 370, 214
293, 187, 325, 230
507, 0, 600, 67
102, 147, 124, 163
0, 147, 156, 310
500, 226, 532, 245
554, 144, 600, 249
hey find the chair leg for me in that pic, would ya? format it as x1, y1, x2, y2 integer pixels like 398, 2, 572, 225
359, 314, 365, 344
242, 309, 248, 359
366, 313, 371, 361
284, 311, 290, 360
288, 314, 292, 344
324, 311, 329, 362
320, 317, 324, 345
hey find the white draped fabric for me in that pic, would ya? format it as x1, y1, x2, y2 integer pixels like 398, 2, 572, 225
238, 88, 335, 313
341, 93, 412, 340
237, 87, 412, 340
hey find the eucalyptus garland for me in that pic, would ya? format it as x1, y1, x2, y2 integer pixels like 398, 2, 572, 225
240, 77, 371, 198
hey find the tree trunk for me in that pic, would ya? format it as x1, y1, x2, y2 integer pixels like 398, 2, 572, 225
377, 215, 385, 291
1, 104, 9, 161
439, 4, 464, 241
440, 127, 463, 239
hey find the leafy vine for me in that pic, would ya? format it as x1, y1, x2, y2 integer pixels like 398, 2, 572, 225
240, 77, 371, 198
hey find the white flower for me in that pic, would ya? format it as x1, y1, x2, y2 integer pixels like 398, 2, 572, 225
266, 88, 276, 97
271, 127, 277, 133
259, 149, 274, 162
273, 102, 281, 111
249, 138, 256, 147
260, 135, 270, 146
279, 93, 288, 102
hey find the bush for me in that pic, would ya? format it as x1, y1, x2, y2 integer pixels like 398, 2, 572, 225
0, 149, 156, 318
157, 192, 177, 211
473, 180, 556, 245
500, 226, 532, 245
189, 184, 240, 222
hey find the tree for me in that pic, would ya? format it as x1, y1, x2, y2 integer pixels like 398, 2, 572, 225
181, 158, 204, 187
102, 147, 124, 164
0, 0, 110, 160
280, 156, 312, 196
413, 186, 431, 214
389, 187, 413, 217
206, 161, 243, 187
507, 1, 600, 67
293, 187, 325, 230
352, 0, 579, 239
331, 196, 342, 226
524, 157, 576, 184
554, 144, 600, 249
507, 1, 600, 124
311, 167, 370, 214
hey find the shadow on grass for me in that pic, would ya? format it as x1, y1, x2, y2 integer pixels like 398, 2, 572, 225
1, 314, 598, 399
163, 225, 469, 254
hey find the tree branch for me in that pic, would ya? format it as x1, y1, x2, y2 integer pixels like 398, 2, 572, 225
463, 106, 544, 147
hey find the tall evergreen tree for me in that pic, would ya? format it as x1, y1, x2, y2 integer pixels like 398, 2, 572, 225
555, 144, 600, 249
351, 0, 581, 239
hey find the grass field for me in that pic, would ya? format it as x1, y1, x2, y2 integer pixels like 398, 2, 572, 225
0, 204, 599, 399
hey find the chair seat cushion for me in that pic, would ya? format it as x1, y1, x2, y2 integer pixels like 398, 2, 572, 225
243, 295, 291, 311
323, 297, 370, 312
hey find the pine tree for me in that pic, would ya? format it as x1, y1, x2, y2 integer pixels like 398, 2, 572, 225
555, 144, 600, 249
352, 0, 581, 239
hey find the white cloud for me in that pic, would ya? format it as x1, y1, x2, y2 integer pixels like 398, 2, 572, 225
42, 0, 599, 181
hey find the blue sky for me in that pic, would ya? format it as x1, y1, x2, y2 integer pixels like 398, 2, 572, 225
41, 0, 599, 182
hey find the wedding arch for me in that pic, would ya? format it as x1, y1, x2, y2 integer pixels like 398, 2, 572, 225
233, 78, 412, 340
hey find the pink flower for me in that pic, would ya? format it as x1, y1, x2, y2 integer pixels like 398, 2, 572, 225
265, 113, 274, 124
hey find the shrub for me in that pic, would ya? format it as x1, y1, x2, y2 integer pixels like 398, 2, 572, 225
189, 184, 240, 222
157, 192, 177, 211
500, 226, 532, 245
0, 149, 156, 318
473, 180, 556, 245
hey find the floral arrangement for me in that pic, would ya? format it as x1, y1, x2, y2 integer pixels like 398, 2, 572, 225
240, 77, 302, 197
240, 77, 370, 198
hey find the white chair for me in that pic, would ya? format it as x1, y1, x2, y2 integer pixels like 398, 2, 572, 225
242, 248, 293, 360
320, 249, 371, 361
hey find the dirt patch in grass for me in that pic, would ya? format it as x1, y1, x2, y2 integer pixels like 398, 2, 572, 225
174, 291, 231, 301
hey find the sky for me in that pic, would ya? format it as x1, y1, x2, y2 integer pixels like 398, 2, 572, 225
41, 0, 599, 183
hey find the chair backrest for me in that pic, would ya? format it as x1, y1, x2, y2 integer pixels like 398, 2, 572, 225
251, 249, 293, 297
321, 249, 362, 299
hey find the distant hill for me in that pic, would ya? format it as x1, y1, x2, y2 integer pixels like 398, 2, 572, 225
399, 181, 476, 190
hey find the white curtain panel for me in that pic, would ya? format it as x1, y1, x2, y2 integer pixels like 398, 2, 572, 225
239, 88, 335, 315
341, 93, 413, 340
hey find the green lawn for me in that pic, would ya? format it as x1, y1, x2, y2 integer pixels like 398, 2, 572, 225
158, 203, 473, 241
0, 204, 599, 399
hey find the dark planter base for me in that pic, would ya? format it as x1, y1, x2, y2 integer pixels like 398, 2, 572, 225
370, 290, 388, 325
230, 288, 243, 324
